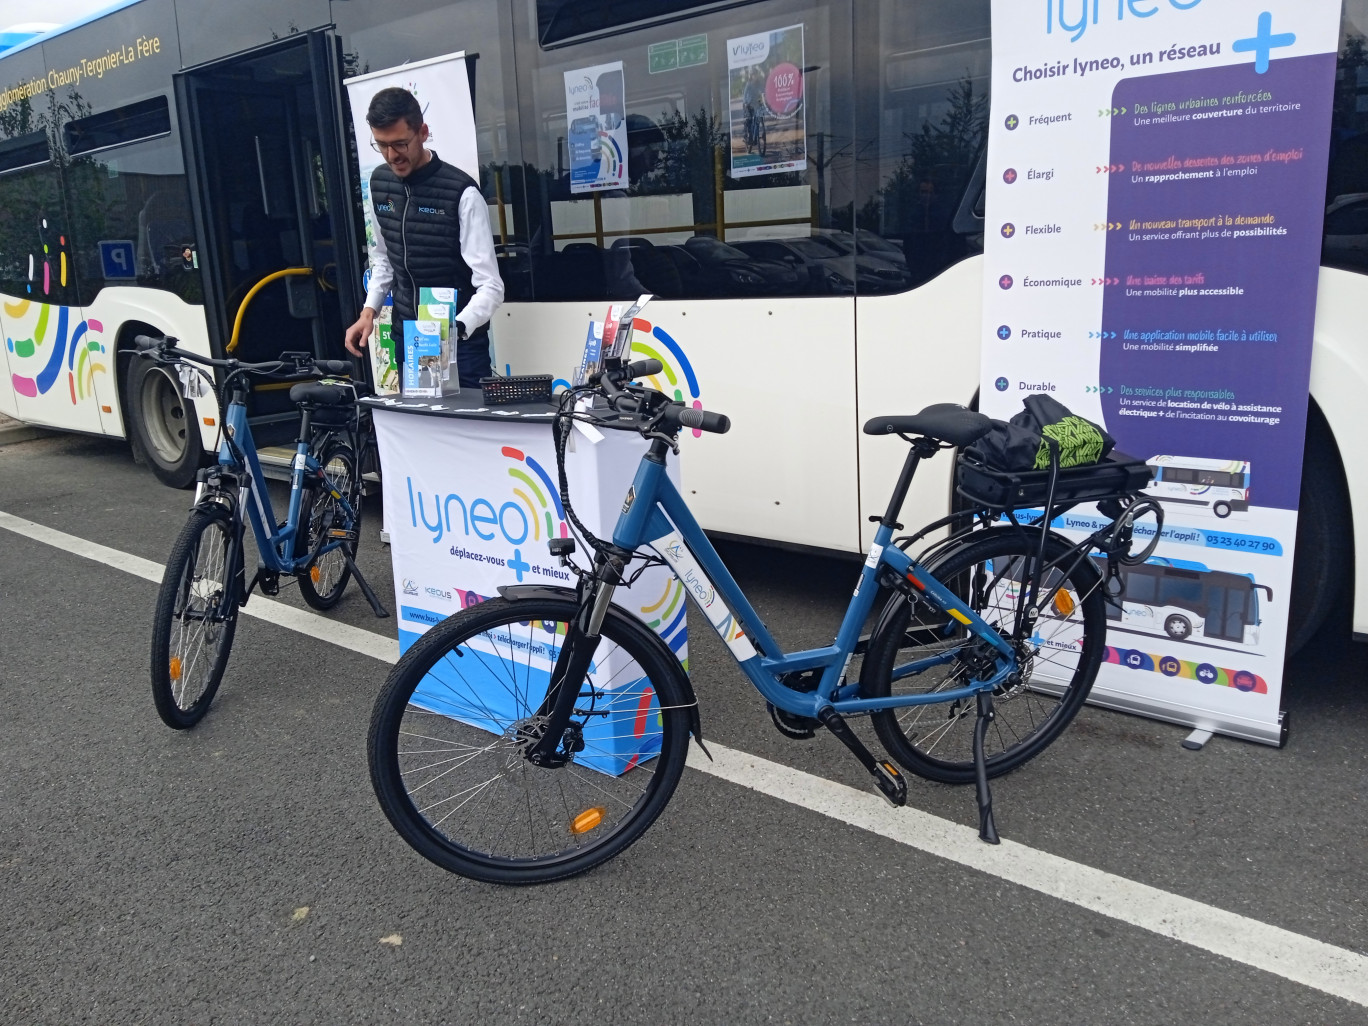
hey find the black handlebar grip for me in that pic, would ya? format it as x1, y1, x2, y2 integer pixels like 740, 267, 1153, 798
133, 334, 162, 351
677, 406, 730, 434
316, 359, 351, 375
625, 358, 663, 380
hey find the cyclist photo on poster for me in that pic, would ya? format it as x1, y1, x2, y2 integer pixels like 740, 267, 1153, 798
727, 23, 807, 178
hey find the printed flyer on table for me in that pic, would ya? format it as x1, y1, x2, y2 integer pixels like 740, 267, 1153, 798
981, 0, 1341, 742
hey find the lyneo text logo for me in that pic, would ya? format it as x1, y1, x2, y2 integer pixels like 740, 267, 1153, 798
1046, 0, 1205, 44
405, 447, 570, 583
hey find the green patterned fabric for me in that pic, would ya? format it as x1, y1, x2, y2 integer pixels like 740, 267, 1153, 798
1035, 416, 1105, 469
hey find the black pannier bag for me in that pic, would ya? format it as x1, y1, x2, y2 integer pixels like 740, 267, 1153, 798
958, 396, 1151, 512
973, 394, 1116, 472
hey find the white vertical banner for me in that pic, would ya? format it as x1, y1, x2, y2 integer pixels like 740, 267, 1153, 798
345, 52, 480, 387
981, 0, 1341, 743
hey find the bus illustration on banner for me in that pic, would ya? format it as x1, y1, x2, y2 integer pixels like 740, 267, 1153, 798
1143, 456, 1251, 520
1091, 556, 1273, 648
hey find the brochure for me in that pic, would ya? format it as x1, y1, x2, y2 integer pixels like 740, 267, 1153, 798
403, 320, 445, 397
575, 320, 604, 387
603, 293, 655, 362
418, 287, 459, 381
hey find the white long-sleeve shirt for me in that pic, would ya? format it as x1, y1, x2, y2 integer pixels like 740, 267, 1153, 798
364, 181, 504, 335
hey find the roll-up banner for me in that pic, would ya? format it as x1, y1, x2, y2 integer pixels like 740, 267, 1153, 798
344, 53, 479, 389
981, 1, 1341, 744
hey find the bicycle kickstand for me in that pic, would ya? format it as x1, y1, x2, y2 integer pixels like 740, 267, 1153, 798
342, 550, 390, 618
973, 690, 1001, 844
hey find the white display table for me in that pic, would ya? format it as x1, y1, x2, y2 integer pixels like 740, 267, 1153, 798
364, 393, 687, 774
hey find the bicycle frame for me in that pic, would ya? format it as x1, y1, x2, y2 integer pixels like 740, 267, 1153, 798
610, 447, 1019, 721
209, 392, 357, 577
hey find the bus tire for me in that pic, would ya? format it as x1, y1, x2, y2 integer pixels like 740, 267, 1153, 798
128, 354, 204, 489
1213, 500, 1232, 518
1287, 404, 1352, 656
1164, 614, 1192, 640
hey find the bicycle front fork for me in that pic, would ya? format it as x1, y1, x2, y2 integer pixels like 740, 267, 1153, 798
524, 552, 625, 767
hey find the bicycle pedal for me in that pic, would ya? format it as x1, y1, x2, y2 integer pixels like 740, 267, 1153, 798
326, 528, 358, 541
873, 760, 907, 807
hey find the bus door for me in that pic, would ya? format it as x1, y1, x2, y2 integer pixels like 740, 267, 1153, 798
175, 33, 361, 442
1203, 577, 1247, 643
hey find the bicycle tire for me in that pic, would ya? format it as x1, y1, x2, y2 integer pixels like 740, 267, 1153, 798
368, 596, 691, 885
150, 505, 240, 729
864, 528, 1105, 784
756, 112, 767, 158
297, 437, 360, 611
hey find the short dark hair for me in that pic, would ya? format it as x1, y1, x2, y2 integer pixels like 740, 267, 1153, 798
367, 87, 423, 132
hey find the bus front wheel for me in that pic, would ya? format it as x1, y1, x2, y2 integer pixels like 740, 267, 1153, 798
128, 355, 205, 489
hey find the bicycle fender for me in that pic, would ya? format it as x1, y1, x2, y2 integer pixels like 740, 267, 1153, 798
498, 584, 708, 756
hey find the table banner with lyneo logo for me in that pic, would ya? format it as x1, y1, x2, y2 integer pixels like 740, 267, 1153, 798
371, 406, 687, 774
981, 0, 1341, 743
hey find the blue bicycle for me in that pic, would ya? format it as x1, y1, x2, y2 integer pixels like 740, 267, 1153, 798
368, 358, 1157, 883
136, 334, 388, 730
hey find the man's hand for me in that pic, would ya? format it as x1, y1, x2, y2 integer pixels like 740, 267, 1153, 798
345, 307, 377, 357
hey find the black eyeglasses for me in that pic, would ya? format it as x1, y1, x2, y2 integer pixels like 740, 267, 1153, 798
370, 134, 418, 155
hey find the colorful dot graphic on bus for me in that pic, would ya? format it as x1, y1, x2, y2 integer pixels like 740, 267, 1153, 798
4, 297, 107, 403
639, 576, 689, 670
1104, 646, 1268, 694
630, 320, 704, 436
500, 445, 568, 541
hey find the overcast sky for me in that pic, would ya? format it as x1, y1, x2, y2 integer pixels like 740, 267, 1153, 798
0, 0, 115, 33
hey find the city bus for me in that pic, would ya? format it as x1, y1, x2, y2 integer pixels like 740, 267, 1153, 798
1092, 556, 1272, 649
1144, 456, 1251, 520
0, 0, 1363, 657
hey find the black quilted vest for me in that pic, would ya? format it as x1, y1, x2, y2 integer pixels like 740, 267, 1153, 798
369, 153, 482, 331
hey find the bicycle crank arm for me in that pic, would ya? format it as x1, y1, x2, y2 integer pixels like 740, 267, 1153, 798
816, 707, 907, 807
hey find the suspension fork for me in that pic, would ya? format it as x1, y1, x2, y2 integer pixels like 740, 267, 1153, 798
524, 550, 627, 767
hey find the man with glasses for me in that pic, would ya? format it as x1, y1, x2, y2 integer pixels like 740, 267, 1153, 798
344, 87, 503, 388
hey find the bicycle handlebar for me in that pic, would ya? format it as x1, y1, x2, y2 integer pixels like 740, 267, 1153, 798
133, 333, 354, 380
587, 357, 730, 436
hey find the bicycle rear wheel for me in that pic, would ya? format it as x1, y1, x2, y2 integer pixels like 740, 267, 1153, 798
150, 506, 239, 729
297, 437, 360, 611
864, 528, 1105, 784
368, 596, 691, 885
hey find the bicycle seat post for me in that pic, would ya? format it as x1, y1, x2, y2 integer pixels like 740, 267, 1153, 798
878, 437, 938, 530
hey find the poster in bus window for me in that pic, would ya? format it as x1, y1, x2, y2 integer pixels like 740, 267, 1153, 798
979, 0, 1342, 743
564, 61, 629, 194
726, 24, 807, 179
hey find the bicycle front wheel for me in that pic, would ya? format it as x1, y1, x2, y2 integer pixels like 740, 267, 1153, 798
297, 437, 360, 611
864, 528, 1106, 784
368, 597, 691, 885
150, 506, 239, 729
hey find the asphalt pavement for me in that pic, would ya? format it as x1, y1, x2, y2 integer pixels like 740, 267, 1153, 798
1, 429, 1365, 1025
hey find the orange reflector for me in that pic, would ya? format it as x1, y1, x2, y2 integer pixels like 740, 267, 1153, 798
100, 405, 112, 414
203, 417, 216, 427
169, 656, 182, 681
310, 565, 321, 583
1053, 589, 1076, 617
570, 807, 606, 834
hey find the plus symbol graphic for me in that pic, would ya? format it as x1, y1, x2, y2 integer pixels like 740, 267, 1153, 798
1001, 222, 1016, 238
1233, 11, 1296, 74
1003, 167, 1018, 184
508, 548, 531, 582
997, 325, 1012, 340
1004, 114, 1020, 131
998, 274, 1014, 290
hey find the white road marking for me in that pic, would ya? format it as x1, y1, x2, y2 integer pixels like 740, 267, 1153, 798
3, 508, 1366, 1007
0, 510, 398, 664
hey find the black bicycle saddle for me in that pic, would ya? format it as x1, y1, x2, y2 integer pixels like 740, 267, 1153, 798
862, 403, 993, 447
